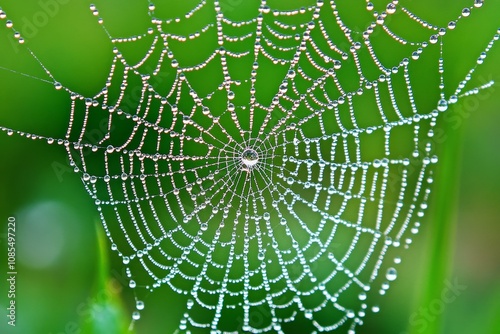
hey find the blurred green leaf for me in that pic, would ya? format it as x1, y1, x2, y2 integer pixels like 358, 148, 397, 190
80, 223, 130, 334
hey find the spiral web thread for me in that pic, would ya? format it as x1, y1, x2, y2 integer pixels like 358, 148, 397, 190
0, 0, 498, 333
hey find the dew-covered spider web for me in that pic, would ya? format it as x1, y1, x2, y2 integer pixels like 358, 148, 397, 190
0, 0, 499, 333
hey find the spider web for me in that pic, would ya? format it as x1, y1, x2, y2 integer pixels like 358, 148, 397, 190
0, 0, 498, 333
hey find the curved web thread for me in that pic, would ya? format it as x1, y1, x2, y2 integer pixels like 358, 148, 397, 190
0, 0, 498, 333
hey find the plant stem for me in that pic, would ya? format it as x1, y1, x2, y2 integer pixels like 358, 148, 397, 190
409, 117, 463, 334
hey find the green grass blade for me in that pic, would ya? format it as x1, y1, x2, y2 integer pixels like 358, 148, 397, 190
408, 115, 463, 334
79, 222, 131, 334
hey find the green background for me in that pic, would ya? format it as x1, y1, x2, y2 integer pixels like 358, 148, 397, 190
0, 1, 499, 333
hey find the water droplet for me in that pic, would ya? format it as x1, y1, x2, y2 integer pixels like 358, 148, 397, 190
187, 299, 194, 308
386, 267, 397, 281
132, 311, 141, 320
437, 99, 448, 112
386, 3, 396, 14
136, 300, 145, 310
241, 149, 258, 167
